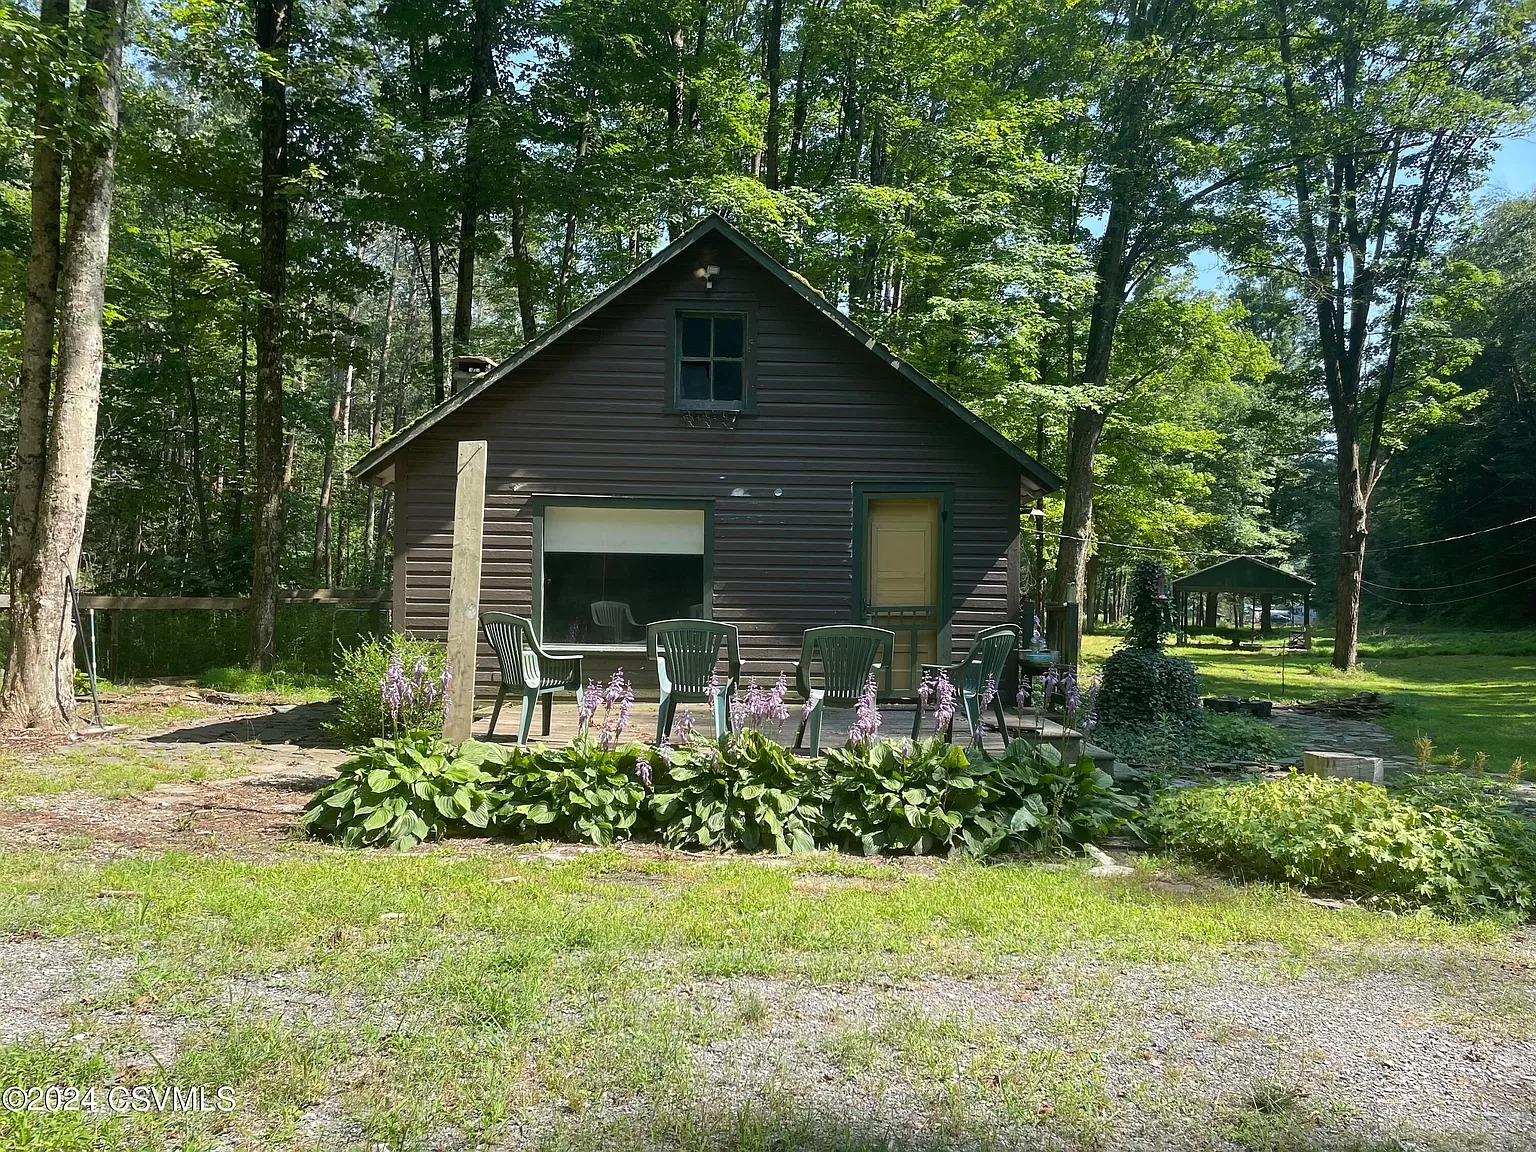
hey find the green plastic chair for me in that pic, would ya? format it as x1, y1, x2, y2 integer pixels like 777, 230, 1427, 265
480, 612, 585, 744
647, 619, 741, 743
910, 624, 1021, 747
792, 625, 895, 754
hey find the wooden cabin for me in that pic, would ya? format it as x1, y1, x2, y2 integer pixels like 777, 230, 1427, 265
351, 215, 1059, 697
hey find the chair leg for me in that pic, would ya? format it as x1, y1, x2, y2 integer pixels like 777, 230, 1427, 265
992, 696, 1010, 744
806, 695, 824, 756
487, 686, 507, 738
712, 691, 729, 743
518, 690, 538, 745
656, 690, 673, 744
541, 691, 553, 736
962, 693, 984, 749
910, 698, 924, 739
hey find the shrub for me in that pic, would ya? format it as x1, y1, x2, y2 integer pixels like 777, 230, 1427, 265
1124, 559, 1173, 652
298, 735, 494, 849
974, 740, 1140, 854
465, 737, 650, 846
1146, 772, 1536, 919
331, 634, 448, 743
823, 737, 999, 856
1095, 647, 1201, 728
650, 729, 824, 854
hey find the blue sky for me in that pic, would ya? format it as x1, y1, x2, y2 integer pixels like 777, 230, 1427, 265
1193, 133, 1535, 291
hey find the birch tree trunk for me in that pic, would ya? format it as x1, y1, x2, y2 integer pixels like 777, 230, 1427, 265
1, 0, 128, 731
9, 0, 69, 596
246, 0, 292, 671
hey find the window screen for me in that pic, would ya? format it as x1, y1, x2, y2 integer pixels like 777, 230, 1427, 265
541, 505, 707, 644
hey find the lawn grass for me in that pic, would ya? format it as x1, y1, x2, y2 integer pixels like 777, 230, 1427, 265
0, 846, 1520, 1151
1081, 627, 1536, 771
0, 743, 248, 803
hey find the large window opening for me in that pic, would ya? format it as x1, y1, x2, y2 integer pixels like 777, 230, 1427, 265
540, 504, 708, 645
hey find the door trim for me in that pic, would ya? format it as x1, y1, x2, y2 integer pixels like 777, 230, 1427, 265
852, 483, 954, 678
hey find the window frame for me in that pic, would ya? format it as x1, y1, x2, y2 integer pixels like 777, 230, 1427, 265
665, 307, 757, 414
531, 495, 716, 652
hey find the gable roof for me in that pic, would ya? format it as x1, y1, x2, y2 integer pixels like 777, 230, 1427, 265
1171, 556, 1315, 596
351, 213, 1060, 492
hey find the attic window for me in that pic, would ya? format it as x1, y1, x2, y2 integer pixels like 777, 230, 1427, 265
674, 312, 748, 411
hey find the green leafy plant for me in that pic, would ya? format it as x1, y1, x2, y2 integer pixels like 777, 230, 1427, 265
299, 735, 494, 849
650, 729, 823, 854
1147, 772, 1536, 919
466, 737, 650, 846
1096, 647, 1202, 728
972, 740, 1140, 854
330, 634, 448, 743
823, 737, 998, 856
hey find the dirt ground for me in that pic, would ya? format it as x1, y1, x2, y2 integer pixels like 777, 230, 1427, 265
0, 684, 347, 859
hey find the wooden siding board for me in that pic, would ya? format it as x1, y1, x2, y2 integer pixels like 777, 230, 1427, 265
394, 242, 1021, 692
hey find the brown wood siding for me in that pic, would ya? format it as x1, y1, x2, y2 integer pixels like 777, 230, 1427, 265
391, 236, 1029, 697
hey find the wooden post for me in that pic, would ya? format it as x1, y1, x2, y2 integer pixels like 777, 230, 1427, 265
443, 440, 487, 743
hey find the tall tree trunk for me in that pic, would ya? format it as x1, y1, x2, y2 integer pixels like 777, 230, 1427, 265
314, 377, 343, 581
452, 0, 494, 361
763, 0, 784, 189
426, 235, 446, 403
363, 248, 398, 581
1050, 185, 1135, 609
246, 0, 292, 671
510, 196, 538, 342
1, 0, 127, 731
230, 301, 249, 537
1334, 431, 1368, 671
555, 113, 589, 320
9, 0, 69, 597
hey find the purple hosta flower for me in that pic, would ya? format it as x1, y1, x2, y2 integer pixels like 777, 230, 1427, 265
1017, 681, 1032, 712
706, 670, 722, 700
634, 750, 653, 789
594, 669, 635, 749
380, 652, 410, 726
932, 671, 958, 734
1041, 664, 1061, 712
578, 680, 602, 729
1063, 669, 1082, 719
848, 675, 882, 745
729, 688, 749, 732
801, 696, 815, 723
980, 676, 998, 709
919, 671, 936, 708
1080, 675, 1101, 738
766, 673, 791, 728
677, 708, 698, 745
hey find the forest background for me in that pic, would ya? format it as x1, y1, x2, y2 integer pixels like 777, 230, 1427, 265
1, 0, 1533, 695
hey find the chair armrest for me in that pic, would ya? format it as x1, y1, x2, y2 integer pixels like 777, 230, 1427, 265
543, 653, 584, 686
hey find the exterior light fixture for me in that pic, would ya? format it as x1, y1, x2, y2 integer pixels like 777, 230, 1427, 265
695, 264, 721, 289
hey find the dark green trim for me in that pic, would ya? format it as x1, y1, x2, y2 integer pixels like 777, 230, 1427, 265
352, 214, 1058, 492
664, 306, 758, 414
852, 482, 955, 663
529, 495, 716, 647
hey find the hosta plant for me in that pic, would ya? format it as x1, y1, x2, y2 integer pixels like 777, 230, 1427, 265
971, 740, 1140, 855
650, 729, 823, 854
299, 735, 494, 849
468, 736, 650, 846
823, 737, 1001, 856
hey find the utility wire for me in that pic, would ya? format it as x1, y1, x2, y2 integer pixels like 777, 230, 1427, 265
1361, 558, 1536, 593
1361, 573, 1536, 606
1046, 511, 1536, 569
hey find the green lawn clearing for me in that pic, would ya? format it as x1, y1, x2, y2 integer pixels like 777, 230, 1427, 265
1, 845, 1527, 1152
1082, 628, 1536, 772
